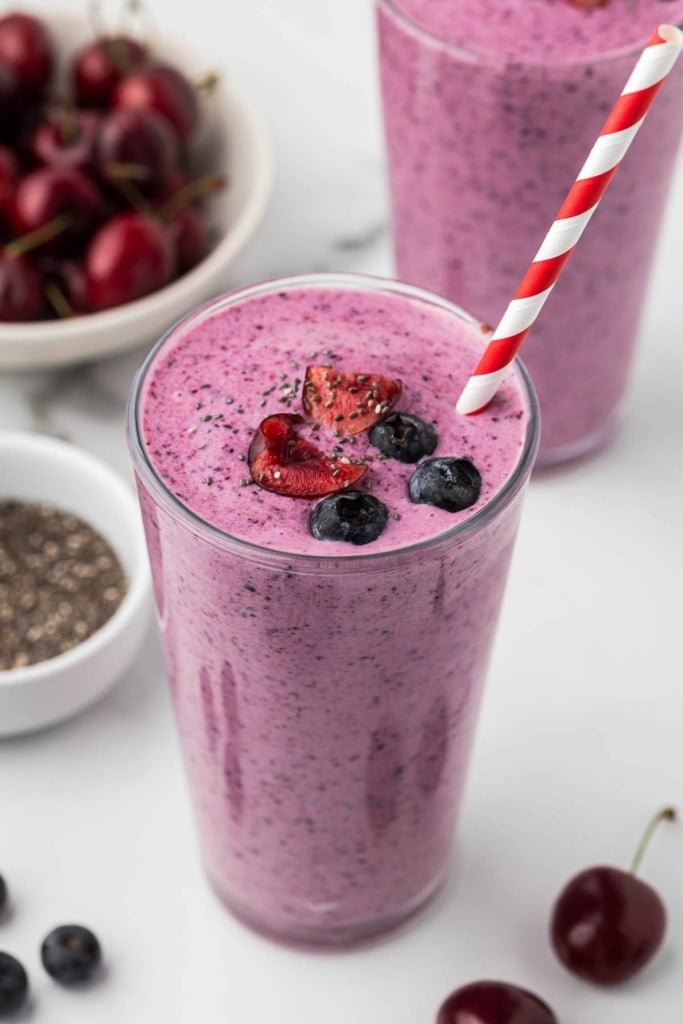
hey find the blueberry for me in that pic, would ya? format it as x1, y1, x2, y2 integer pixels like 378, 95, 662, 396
369, 411, 437, 463
0, 951, 28, 1016
310, 491, 389, 545
408, 457, 482, 512
41, 925, 101, 985
0, 877, 6, 914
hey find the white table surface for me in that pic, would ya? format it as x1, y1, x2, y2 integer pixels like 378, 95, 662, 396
1, 2, 682, 1022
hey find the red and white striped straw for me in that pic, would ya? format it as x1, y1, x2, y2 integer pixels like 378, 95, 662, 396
456, 23, 683, 416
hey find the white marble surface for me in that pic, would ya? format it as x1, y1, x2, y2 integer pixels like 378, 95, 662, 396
1, 1, 682, 1022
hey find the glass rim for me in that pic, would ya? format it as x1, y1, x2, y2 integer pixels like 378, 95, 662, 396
127, 272, 540, 570
376, 0, 683, 69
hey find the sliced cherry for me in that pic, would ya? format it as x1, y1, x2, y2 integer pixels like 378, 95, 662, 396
11, 167, 105, 255
0, 12, 53, 95
29, 107, 102, 173
72, 35, 147, 108
302, 366, 402, 436
97, 107, 179, 190
551, 806, 676, 985
85, 212, 176, 311
436, 981, 557, 1024
248, 413, 367, 498
114, 63, 199, 142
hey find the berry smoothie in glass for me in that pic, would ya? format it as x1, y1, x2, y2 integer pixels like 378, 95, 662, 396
377, 0, 683, 467
128, 274, 539, 944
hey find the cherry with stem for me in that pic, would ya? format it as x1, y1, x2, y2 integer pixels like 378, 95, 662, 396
550, 805, 676, 985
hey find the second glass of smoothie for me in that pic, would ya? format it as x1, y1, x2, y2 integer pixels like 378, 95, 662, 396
128, 274, 539, 944
377, 0, 683, 467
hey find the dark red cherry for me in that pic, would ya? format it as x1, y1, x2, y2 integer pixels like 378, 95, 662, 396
40, 257, 89, 317
563, 0, 610, 7
11, 168, 105, 255
0, 251, 43, 320
0, 58, 25, 140
551, 807, 675, 985
167, 204, 206, 273
71, 35, 147, 108
114, 63, 199, 141
85, 212, 175, 310
29, 108, 102, 173
0, 144, 20, 220
97, 107, 179, 190
436, 981, 557, 1024
0, 12, 53, 94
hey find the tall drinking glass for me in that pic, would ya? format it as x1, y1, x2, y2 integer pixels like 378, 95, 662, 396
128, 274, 539, 944
377, 0, 683, 467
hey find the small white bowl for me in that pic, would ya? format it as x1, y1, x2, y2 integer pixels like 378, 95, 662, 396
0, 431, 152, 736
0, 9, 273, 371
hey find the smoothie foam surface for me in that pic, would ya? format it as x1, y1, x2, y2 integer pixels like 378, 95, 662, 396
140, 284, 527, 557
391, 0, 683, 62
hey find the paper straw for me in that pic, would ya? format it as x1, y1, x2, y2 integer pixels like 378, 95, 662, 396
456, 24, 683, 416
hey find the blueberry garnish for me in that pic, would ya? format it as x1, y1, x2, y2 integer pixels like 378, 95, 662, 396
0, 951, 28, 1015
310, 491, 389, 545
408, 457, 482, 512
41, 925, 102, 985
369, 411, 438, 463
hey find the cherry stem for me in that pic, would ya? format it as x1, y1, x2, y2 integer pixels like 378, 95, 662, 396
58, 95, 79, 148
159, 173, 226, 222
111, 174, 152, 215
44, 281, 75, 320
4, 214, 72, 259
629, 807, 677, 876
106, 161, 153, 182
196, 71, 220, 95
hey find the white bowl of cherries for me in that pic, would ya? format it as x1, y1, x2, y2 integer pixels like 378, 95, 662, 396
0, 6, 273, 369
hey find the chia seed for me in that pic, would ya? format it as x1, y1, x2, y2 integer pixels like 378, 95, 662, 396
0, 500, 127, 671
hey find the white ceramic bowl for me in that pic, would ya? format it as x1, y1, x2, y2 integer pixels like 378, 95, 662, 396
0, 431, 152, 736
0, 8, 273, 371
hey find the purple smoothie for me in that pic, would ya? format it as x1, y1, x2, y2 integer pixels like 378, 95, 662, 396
129, 275, 538, 943
377, 0, 683, 466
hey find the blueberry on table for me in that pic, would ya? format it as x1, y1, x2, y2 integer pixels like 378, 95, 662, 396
310, 491, 389, 545
41, 924, 102, 985
369, 411, 437, 463
0, 951, 28, 1016
551, 806, 675, 985
436, 980, 557, 1024
409, 457, 481, 512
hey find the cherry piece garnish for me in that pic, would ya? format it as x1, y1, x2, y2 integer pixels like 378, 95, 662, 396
563, 0, 610, 7
71, 35, 147, 108
0, 144, 20, 220
97, 107, 179, 189
436, 981, 557, 1024
85, 211, 175, 310
0, 251, 43, 320
551, 806, 676, 985
29, 107, 102, 173
248, 413, 367, 498
114, 63, 199, 142
11, 167, 105, 256
302, 366, 402, 436
0, 12, 53, 95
